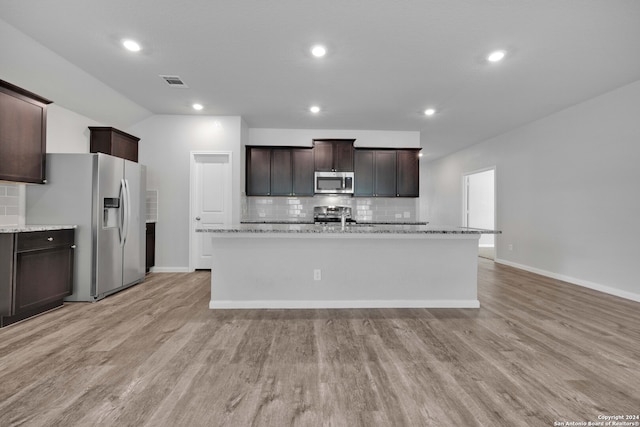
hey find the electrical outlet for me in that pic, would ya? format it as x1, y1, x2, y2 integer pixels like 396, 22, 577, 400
313, 269, 321, 281
508, 244, 513, 251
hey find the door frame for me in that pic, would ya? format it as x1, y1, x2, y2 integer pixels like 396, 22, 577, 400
462, 166, 497, 253
189, 151, 233, 272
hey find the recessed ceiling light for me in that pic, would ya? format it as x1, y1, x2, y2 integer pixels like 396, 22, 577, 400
487, 50, 506, 63
311, 45, 327, 58
122, 39, 141, 52
309, 105, 321, 114
192, 103, 203, 111
424, 108, 436, 116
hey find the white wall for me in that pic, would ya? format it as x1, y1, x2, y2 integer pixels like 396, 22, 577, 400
249, 128, 420, 148
422, 79, 640, 301
129, 115, 243, 271
47, 105, 103, 153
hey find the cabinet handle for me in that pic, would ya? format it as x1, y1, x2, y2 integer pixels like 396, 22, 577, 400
71, 245, 76, 249
47, 237, 54, 241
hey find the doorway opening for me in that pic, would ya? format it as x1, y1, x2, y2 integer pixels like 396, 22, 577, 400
463, 168, 496, 260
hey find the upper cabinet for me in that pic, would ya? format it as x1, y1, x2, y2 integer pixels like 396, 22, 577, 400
354, 149, 396, 197
89, 127, 140, 162
246, 146, 314, 196
354, 148, 420, 197
0, 79, 52, 184
396, 149, 420, 197
246, 147, 271, 196
245, 142, 419, 198
313, 139, 354, 172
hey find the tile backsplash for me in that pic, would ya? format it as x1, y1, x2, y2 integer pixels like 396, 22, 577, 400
146, 189, 158, 222
0, 183, 21, 225
242, 195, 419, 223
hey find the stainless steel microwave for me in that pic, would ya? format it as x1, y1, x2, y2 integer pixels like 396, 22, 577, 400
314, 171, 354, 194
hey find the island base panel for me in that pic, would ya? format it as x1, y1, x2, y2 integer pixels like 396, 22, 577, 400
209, 235, 480, 309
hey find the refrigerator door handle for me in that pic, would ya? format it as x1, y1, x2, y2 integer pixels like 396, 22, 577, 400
122, 178, 131, 246
118, 179, 125, 246
119, 178, 127, 247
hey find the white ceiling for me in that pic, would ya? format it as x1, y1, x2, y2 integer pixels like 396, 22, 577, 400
2, 0, 640, 160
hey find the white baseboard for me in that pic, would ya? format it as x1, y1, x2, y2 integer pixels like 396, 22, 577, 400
149, 266, 191, 273
494, 258, 640, 303
209, 299, 480, 309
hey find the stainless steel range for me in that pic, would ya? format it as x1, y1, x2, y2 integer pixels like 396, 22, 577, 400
313, 206, 355, 226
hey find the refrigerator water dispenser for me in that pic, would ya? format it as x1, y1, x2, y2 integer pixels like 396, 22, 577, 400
103, 197, 120, 228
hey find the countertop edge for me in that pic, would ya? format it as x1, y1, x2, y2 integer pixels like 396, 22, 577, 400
0, 225, 78, 233
197, 225, 500, 235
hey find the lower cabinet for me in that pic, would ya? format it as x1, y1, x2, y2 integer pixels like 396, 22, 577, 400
0, 229, 75, 327
146, 222, 155, 273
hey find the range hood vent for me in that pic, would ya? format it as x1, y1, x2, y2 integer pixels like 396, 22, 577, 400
159, 75, 189, 88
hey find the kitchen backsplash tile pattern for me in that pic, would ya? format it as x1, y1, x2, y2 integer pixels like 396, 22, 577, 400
0, 183, 20, 225
146, 190, 158, 222
242, 196, 418, 223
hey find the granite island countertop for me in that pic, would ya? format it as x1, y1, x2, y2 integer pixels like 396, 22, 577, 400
198, 223, 500, 235
0, 225, 77, 233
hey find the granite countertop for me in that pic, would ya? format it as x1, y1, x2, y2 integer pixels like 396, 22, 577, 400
0, 225, 77, 233
240, 220, 429, 225
199, 223, 500, 235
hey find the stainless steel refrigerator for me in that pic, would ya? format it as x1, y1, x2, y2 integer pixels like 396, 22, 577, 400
26, 153, 146, 301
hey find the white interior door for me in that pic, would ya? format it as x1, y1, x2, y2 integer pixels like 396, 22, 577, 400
464, 168, 495, 260
190, 152, 232, 270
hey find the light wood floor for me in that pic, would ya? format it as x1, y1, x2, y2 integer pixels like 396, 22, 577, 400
1, 259, 639, 427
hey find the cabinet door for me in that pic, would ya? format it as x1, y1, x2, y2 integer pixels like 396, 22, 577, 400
112, 133, 139, 162
292, 149, 314, 196
89, 127, 140, 163
334, 142, 354, 172
354, 150, 375, 196
270, 149, 293, 196
0, 234, 14, 316
15, 246, 73, 314
313, 141, 334, 172
397, 150, 420, 197
0, 85, 49, 184
246, 147, 272, 196
375, 151, 397, 197
146, 222, 156, 272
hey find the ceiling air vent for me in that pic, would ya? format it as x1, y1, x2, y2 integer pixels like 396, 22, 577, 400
159, 75, 189, 88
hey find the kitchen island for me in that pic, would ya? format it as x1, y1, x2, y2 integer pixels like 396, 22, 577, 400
198, 223, 499, 309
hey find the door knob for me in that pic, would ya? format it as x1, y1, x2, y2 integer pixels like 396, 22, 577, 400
195, 217, 201, 221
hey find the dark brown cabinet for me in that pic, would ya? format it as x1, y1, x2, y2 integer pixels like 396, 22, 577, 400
354, 149, 396, 197
0, 79, 52, 184
246, 147, 314, 196
313, 139, 355, 172
396, 149, 421, 197
1, 229, 75, 327
291, 149, 314, 196
270, 149, 293, 196
355, 148, 420, 197
89, 127, 140, 163
146, 222, 155, 273
246, 147, 271, 196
